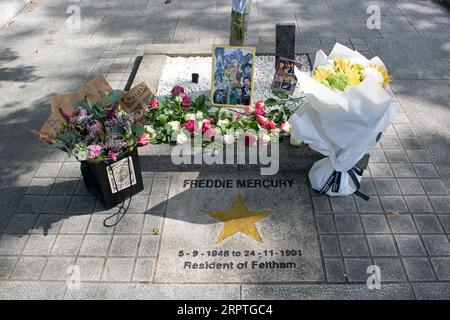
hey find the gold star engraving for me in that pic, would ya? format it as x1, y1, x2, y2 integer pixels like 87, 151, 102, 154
208, 194, 271, 243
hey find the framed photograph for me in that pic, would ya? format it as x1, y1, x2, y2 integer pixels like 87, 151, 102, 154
271, 57, 300, 95
211, 45, 256, 108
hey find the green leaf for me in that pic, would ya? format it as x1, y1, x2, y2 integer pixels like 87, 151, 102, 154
133, 124, 145, 137
272, 89, 289, 99
107, 90, 122, 104
264, 98, 278, 106
157, 114, 169, 125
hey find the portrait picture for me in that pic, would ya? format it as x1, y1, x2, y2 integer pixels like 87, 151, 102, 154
271, 57, 299, 95
211, 45, 256, 107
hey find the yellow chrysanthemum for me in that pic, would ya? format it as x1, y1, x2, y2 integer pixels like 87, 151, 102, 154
346, 68, 362, 86
334, 57, 353, 74
313, 66, 331, 82
369, 62, 392, 87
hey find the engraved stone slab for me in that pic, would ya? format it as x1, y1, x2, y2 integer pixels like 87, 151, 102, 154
155, 171, 324, 283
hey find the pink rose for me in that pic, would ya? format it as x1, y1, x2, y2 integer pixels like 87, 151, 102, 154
202, 119, 212, 133
87, 145, 102, 159
108, 150, 118, 161
264, 120, 277, 131
138, 133, 150, 146
149, 99, 159, 109
232, 112, 241, 121
204, 128, 217, 140
186, 120, 196, 133
255, 100, 264, 110
280, 121, 291, 133
256, 115, 268, 126
181, 94, 190, 108
245, 105, 254, 116
259, 132, 271, 145
171, 85, 185, 95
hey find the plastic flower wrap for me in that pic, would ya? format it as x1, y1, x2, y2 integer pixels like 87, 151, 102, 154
289, 43, 397, 197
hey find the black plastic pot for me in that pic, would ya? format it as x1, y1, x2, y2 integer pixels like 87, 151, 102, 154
80, 148, 144, 209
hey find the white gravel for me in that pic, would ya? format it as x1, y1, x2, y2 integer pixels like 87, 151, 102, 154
156, 55, 310, 102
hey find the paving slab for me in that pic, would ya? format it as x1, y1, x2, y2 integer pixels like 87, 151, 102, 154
155, 171, 323, 283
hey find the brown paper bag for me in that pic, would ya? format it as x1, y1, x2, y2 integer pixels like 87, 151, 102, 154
33, 76, 153, 144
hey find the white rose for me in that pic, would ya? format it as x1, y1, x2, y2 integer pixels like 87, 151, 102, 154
223, 133, 235, 145
217, 119, 229, 127
195, 111, 203, 120
168, 120, 180, 131
184, 113, 195, 121
176, 132, 188, 144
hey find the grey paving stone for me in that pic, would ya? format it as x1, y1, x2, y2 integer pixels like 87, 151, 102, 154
398, 179, 425, 195
320, 235, 341, 257
369, 149, 387, 163
413, 283, 450, 300
400, 137, 423, 150
5, 214, 37, 234
330, 197, 357, 213
369, 163, 394, 178
315, 215, 336, 234
388, 214, 418, 234
242, 283, 414, 300
75, 179, 93, 195
43, 150, 66, 162
403, 258, 436, 281
430, 258, 450, 281
42, 196, 71, 214
380, 196, 409, 213
384, 149, 409, 163
414, 215, 444, 234
404, 196, 434, 213
0, 281, 66, 300
133, 258, 155, 282
68, 196, 96, 214
422, 235, 450, 256
312, 196, 332, 213
76, 257, 105, 281
394, 124, 416, 137
151, 176, 170, 195
142, 213, 164, 234
324, 258, 347, 282
26, 178, 54, 195
51, 234, 84, 256
87, 215, 114, 234
407, 150, 431, 163
11, 256, 46, 280
41, 257, 76, 280
35, 162, 62, 178
367, 235, 398, 257
0, 256, 17, 279
421, 179, 448, 195
430, 196, 450, 213
359, 179, 377, 195
33, 214, 64, 235
138, 235, 160, 257
414, 164, 439, 178
439, 215, 450, 233
355, 196, 383, 214
340, 235, 370, 257
147, 194, 167, 213
128, 195, 149, 213
361, 215, 390, 234
22, 234, 56, 256
79, 235, 112, 256
109, 235, 140, 257
374, 179, 401, 195
16, 195, 47, 213
373, 258, 407, 282
391, 163, 416, 178
142, 177, 154, 194
380, 136, 402, 149
344, 258, 372, 282
60, 215, 91, 234
334, 215, 363, 234
395, 235, 427, 256
51, 178, 78, 195
58, 162, 81, 178
102, 258, 135, 281
113, 214, 144, 234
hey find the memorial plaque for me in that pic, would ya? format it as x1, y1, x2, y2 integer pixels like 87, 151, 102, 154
275, 23, 296, 68
155, 171, 324, 283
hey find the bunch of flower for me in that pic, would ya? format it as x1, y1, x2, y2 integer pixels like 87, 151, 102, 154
313, 56, 392, 91
143, 85, 300, 148
54, 90, 149, 162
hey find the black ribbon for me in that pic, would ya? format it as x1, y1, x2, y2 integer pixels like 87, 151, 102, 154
318, 165, 369, 201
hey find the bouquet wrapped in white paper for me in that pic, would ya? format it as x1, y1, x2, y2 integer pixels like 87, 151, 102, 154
289, 43, 397, 199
